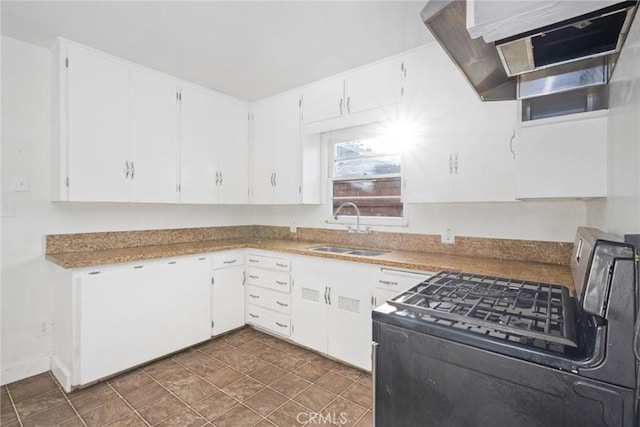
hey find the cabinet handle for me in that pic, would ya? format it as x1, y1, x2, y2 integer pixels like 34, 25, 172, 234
448, 154, 453, 175
275, 280, 288, 285
275, 322, 287, 328
131, 162, 135, 179
276, 301, 288, 307
378, 280, 398, 286
249, 313, 259, 319
249, 294, 260, 299
454, 154, 458, 174
273, 173, 276, 187
223, 259, 237, 265
249, 275, 259, 279
324, 286, 328, 304
339, 98, 343, 115
327, 286, 332, 305
125, 161, 130, 179
275, 263, 287, 268
215, 171, 219, 185
249, 259, 259, 263
509, 129, 516, 159
219, 171, 223, 185
270, 172, 274, 186
347, 97, 351, 114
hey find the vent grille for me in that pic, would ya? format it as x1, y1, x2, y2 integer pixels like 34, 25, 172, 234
301, 288, 320, 302
338, 296, 359, 314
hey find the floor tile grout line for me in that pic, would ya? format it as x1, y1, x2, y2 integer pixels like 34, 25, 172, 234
4, 383, 24, 427
103, 382, 152, 427
51, 374, 88, 427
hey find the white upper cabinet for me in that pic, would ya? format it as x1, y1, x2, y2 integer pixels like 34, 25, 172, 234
179, 85, 219, 204
62, 44, 131, 202
53, 39, 249, 205
516, 112, 608, 199
300, 57, 403, 125
217, 97, 249, 204
130, 69, 179, 203
250, 92, 301, 204
299, 78, 344, 124
402, 44, 517, 204
344, 58, 403, 115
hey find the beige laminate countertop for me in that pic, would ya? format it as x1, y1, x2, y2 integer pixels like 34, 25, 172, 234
46, 238, 574, 290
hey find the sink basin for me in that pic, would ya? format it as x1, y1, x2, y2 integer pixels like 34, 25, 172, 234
309, 246, 389, 257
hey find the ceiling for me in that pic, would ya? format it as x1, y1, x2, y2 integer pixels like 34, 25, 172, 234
1, 1, 433, 101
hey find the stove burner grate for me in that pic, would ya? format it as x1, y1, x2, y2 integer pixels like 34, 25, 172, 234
388, 270, 577, 348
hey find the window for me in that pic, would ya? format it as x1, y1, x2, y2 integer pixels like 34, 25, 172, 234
330, 131, 404, 224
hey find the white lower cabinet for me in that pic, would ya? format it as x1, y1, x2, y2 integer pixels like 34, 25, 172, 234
245, 252, 292, 337
291, 256, 374, 370
211, 251, 246, 336
52, 255, 211, 391
372, 267, 433, 308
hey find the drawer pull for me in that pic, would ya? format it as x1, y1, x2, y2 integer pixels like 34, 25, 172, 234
275, 280, 288, 286
249, 275, 259, 279
275, 263, 288, 268
276, 301, 288, 307
249, 294, 260, 299
275, 322, 288, 328
249, 313, 259, 319
249, 259, 259, 263
379, 280, 398, 286
223, 259, 237, 264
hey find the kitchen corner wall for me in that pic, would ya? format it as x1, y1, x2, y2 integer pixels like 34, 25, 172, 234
586, 11, 640, 236
1, 36, 589, 384
0, 37, 255, 383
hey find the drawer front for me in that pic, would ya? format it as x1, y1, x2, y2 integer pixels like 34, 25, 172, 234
246, 267, 291, 293
247, 254, 291, 272
213, 252, 245, 270
246, 304, 291, 336
375, 268, 433, 292
246, 286, 292, 315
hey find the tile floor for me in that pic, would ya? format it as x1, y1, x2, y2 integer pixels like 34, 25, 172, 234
1, 327, 372, 427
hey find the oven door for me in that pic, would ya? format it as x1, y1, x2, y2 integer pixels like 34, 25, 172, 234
373, 320, 635, 427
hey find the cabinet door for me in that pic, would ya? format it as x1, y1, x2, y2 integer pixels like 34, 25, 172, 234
180, 85, 218, 204
515, 114, 607, 199
218, 97, 249, 204
77, 257, 210, 385
327, 282, 372, 370
250, 101, 275, 204
291, 272, 328, 354
66, 45, 130, 202
345, 58, 402, 115
212, 264, 245, 336
130, 69, 179, 203
452, 74, 517, 202
300, 78, 344, 123
402, 45, 455, 203
273, 93, 301, 204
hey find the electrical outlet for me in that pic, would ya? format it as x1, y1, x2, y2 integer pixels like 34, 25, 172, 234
441, 227, 455, 244
290, 222, 297, 233
37, 321, 51, 337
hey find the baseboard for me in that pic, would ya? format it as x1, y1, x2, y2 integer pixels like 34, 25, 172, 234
51, 356, 72, 392
1, 355, 51, 386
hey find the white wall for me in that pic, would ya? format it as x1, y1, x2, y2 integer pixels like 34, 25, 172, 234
0, 37, 254, 383
253, 201, 586, 243
586, 14, 640, 235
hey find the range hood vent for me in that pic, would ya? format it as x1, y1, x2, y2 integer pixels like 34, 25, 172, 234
421, 0, 638, 102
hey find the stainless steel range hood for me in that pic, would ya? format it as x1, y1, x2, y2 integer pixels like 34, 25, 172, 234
421, 0, 516, 101
421, 0, 638, 101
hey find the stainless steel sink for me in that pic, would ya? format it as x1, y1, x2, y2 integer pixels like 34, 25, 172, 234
309, 246, 389, 257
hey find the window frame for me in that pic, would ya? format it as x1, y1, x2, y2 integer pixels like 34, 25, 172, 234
326, 125, 408, 228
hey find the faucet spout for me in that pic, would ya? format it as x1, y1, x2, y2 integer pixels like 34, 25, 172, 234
333, 202, 371, 235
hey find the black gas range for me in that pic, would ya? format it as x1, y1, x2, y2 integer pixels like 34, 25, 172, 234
373, 227, 639, 427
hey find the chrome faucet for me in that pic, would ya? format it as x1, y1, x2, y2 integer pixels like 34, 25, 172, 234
334, 202, 371, 234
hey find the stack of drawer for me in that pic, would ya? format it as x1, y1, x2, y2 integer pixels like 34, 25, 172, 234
245, 253, 292, 336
